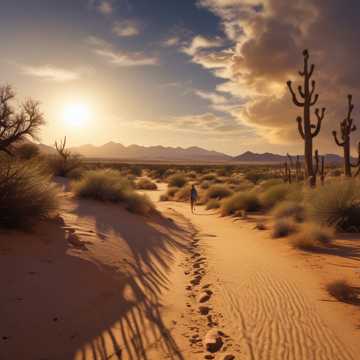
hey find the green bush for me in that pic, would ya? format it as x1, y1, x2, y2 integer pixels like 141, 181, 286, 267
221, 191, 261, 216
306, 180, 360, 231
168, 173, 187, 188
0, 158, 59, 229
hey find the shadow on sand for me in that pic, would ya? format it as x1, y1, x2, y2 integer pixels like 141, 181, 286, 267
0, 199, 191, 360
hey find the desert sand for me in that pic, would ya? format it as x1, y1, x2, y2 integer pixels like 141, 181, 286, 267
1, 183, 360, 359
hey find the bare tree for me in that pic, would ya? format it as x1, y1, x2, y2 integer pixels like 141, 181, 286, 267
0, 85, 44, 155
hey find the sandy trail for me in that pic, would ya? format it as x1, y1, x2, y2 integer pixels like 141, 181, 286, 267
2, 182, 360, 360
149, 186, 360, 360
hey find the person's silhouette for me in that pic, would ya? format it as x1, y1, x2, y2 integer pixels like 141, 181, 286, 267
190, 184, 198, 214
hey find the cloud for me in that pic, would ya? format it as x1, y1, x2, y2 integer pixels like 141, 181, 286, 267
87, 36, 159, 66
112, 20, 141, 37
162, 36, 182, 47
194, 0, 360, 152
182, 35, 224, 56
90, 0, 114, 15
20, 65, 81, 82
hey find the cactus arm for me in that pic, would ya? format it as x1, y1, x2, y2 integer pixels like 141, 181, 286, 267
296, 117, 305, 139
311, 108, 325, 137
287, 81, 304, 107
332, 131, 345, 146
308, 64, 315, 78
310, 94, 319, 106
298, 86, 305, 98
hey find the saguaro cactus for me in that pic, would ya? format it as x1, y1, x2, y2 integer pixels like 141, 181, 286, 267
287, 50, 326, 187
314, 150, 325, 185
332, 95, 357, 177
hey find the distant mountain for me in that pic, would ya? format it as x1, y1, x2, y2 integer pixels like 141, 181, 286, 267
69, 142, 232, 162
234, 151, 285, 163
234, 151, 346, 164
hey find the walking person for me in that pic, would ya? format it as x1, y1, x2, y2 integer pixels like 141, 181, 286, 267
190, 184, 198, 214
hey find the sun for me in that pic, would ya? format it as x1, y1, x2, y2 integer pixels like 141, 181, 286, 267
63, 103, 91, 127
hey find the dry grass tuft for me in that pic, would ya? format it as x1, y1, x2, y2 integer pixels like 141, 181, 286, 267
168, 173, 187, 188
221, 191, 261, 216
326, 280, 359, 303
272, 201, 305, 222
72, 169, 154, 215
136, 177, 158, 190
206, 199, 221, 210
291, 223, 334, 250
271, 218, 298, 238
0, 158, 59, 229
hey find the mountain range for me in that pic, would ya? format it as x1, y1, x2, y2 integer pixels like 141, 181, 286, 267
36, 141, 346, 163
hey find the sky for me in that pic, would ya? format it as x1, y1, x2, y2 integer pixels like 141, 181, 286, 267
1, 0, 360, 155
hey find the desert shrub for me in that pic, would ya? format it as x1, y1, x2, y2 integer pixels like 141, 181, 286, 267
205, 184, 233, 201
206, 199, 220, 210
201, 180, 211, 189
136, 178, 158, 190
48, 154, 83, 178
329, 169, 342, 177
72, 169, 131, 202
16, 143, 40, 160
271, 218, 298, 238
272, 201, 305, 222
255, 222, 267, 230
221, 192, 261, 216
66, 166, 85, 180
168, 173, 187, 188
0, 158, 59, 229
230, 182, 254, 192
160, 187, 178, 201
291, 223, 334, 250
227, 175, 244, 185
129, 165, 142, 177
260, 183, 292, 209
306, 180, 360, 231
187, 171, 198, 179
326, 280, 358, 302
245, 170, 270, 184
201, 173, 217, 182
72, 169, 154, 215
125, 192, 154, 215
258, 178, 283, 191
174, 185, 192, 201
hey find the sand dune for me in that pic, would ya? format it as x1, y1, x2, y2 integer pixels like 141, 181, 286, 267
2, 184, 360, 359
156, 196, 360, 360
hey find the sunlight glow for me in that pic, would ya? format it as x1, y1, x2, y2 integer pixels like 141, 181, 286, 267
63, 103, 91, 127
